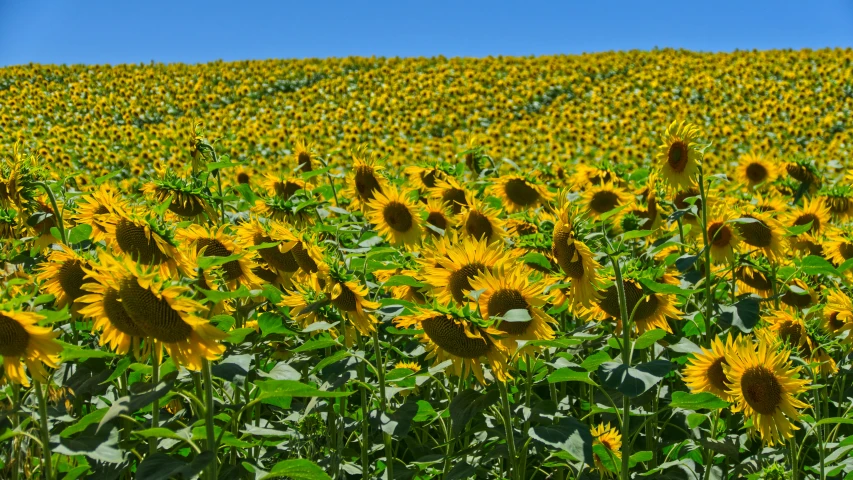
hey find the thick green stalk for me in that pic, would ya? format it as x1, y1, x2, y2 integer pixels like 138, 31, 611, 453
371, 329, 394, 479
149, 350, 160, 456
697, 172, 714, 344
498, 380, 518, 480
610, 255, 632, 480
35, 381, 53, 480
356, 334, 370, 477
201, 358, 218, 480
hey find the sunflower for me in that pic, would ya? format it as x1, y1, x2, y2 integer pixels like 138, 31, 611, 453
753, 195, 788, 216
140, 175, 215, 220
734, 210, 785, 261
27, 197, 60, 250
0, 308, 62, 387
705, 211, 741, 264
785, 197, 830, 237
458, 196, 505, 245
328, 276, 379, 337
93, 254, 226, 370
420, 236, 509, 304
656, 121, 703, 189
404, 164, 444, 191
469, 265, 556, 353
784, 160, 821, 191
366, 187, 423, 247
234, 165, 253, 186
374, 268, 428, 304
279, 281, 335, 332
261, 173, 313, 200
428, 177, 468, 215
395, 307, 508, 384
570, 164, 622, 189
70, 184, 127, 243
77, 260, 149, 356
724, 337, 809, 446
582, 183, 632, 218
36, 247, 97, 311
423, 198, 454, 237
593, 279, 682, 334
825, 229, 853, 267
293, 139, 316, 173
591, 423, 622, 476
735, 265, 774, 298
490, 174, 552, 213
251, 195, 314, 227
820, 186, 853, 220
394, 361, 421, 373
551, 205, 603, 308
683, 334, 735, 401
234, 217, 300, 275
822, 289, 853, 337
764, 310, 813, 358
346, 150, 386, 211
780, 278, 818, 310
102, 208, 189, 277
175, 224, 262, 290
672, 187, 702, 225
290, 237, 331, 281
736, 153, 778, 188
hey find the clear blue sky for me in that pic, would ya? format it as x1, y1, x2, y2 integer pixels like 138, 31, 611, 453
1, 0, 851, 66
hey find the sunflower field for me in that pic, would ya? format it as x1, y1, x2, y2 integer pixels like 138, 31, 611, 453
1, 48, 853, 480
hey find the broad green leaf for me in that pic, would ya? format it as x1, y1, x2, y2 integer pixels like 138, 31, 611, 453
669, 391, 729, 410
262, 459, 331, 480
633, 329, 667, 350
548, 368, 598, 386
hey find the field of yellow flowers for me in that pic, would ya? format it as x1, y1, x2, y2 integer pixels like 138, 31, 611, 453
2, 48, 853, 479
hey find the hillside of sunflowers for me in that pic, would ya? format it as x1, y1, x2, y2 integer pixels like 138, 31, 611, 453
2, 48, 853, 479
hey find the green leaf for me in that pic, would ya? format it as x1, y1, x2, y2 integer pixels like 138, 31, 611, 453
100, 357, 133, 385
529, 417, 594, 466
669, 391, 729, 410
61, 408, 108, 438
496, 308, 533, 323
580, 351, 611, 372
95, 170, 122, 185
293, 338, 339, 353
382, 275, 425, 288
598, 360, 673, 397
629, 450, 654, 467
133, 427, 189, 442
800, 255, 839, 276
258, 311, 297, 337
621, 229, 654, 241
68, 224, 92, 244
262, 459, 332, 480
60, 343, 116, 361
548, 368, 598, 386
255, 380, 353, 401
521, 252, 553, 270
638, 278, 697, 295
717, 296, 761, 333
786, 220, 814, 236
197, 253, 244, 270
687, 413, 707, 429
449, 389, 500, 436
310, 349, 349, 374
839, 257, 853, 274
633, 329, 667, 350
815, 417, 853, 427
300, 165, 333, 181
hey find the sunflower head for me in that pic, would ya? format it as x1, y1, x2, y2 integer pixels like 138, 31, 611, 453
36, 247, 98, 310
459, 196, 506, 245
347, 149, 386, 210
423, 198, 454, 237
737, 153, 779, 188
428, 177, 468, 215
293, 139, 316, 173
141, 173, 214, 219
490, 174, 552, 213
0, 308, 62, 386
366, 187, 423, 247
420, 236, 509, 305
591, 423, 622, 475
684, 334, 735, 401
656, 121, 703, 189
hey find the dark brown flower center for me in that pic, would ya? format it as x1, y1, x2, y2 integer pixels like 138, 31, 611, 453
441, 188, 467, 215
490, 289, 531, 335
118, 278, 193, 343
745, 163, 768, 184
465, 210, 494, 241
274, 181, 303, 200
114, 219, 168, 265
383, 202, 414, 233
354, 166, 381, 201
737, 216, 773, 248
103, 287, 147, 337
58, 260, 90, 302
736, 267, 772, 291
782, 285, 813, 308
589, 190, 620, 214
708, 222, 733, 248
741, 366, 783, 415
237, 172, 250, 184
298, 152, 313, 172
332, 283, 359, 312
599, 281, 658, 321
793, 213, 820, 233
504, 179, 540, 207
291, 242, 318, 273
426, 211, 448, 235
707, 357, 728, 392
254, 233, 299, 272
0, 314, 30, 357
447, 262, 486, 303
667, 141, 689, 172
420, 315, 490, 358
196, 238, 243, 281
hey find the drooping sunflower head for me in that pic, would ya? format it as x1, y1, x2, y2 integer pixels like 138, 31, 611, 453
550, 211, 603, 308
582, 183, 632, 219
347, 149, 386, 211
420, 236, 509, 305
826, 229, 853, 267
36, 246, 98, 310
460, 136, 488, 175
784, 158, 821, 191
279, 281, 335, 332
327, 269, 379, 337
0, 148, 41, 209
683, 334, 736, 401
103, 208, 189, 277
0, 307, 62, 387
70, 184, 128, 243
404, 164, 446, 191
656, 120, 703, 189
395, 305, 508, 384
780, 278, 818, 310
261, 172, 313, 200
737, 153, 779, 188
428, 177, 469, 215
469, 265, 555, 354
176, 224, 262, 290
490, 174, 553, 213
820, 185, 853, 220
250, 195, 314, 227
234, 217, 300, 274
765, 309, 813, 358
366, 187, 423, 247
735, 264, 774, 298
92, 254, 226, 370
293, 139, 316, 173
458, 196, 506, 245
822, 289, 853, 337
140, 174, 215, 220
723, 336, 809, 446
733, 209, 785, 261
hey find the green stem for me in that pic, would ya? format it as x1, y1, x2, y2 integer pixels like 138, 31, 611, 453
356, 334, 369, 477
371, 329, 394, 479
610, 254, 632, 480
35, 381, 53, 480
36, 181, 67, 245
697, 172, 714, 344
498, 380, 518, 480
149, 349, 160, 456
201, 358, 218, 480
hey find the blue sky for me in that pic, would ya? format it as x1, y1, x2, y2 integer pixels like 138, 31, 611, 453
1, 0, 851, 66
